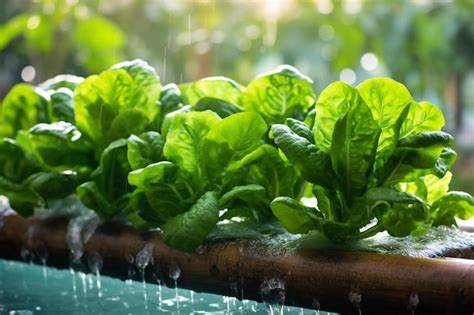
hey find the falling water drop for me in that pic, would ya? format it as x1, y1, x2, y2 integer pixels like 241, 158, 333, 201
34, 246, 49, 285
349, 289, 362, 315
135, 244, 154, 277
20, 247, 34, 263
135, 244, 154, 315
125, 255, 136, 279
87, 252, 104, 298
169, 263, 181, 313
79, 271, 88, 312
152, 272, 164, 311
260, 278, 285, 315
188, 15, 191, 45
312, 298, 321, 315
408, 292, 419, 315
70, 268, 78, 303
163, 47, 167, 83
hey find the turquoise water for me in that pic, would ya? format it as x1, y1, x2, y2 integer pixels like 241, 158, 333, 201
0, 259, 333, 314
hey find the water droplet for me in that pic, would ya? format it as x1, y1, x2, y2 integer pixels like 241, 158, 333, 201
87, 252, 103, 275
195, 244, 207, 255
169, 263, 181, 281
349, 289, 362, 315
135, 244, 154, 272
20, 247, 34, 263
87, 252, 104, 297
169, 264, 181, 313
312, 298, 321, 314
408, 292, 419, 314
34, 246, 48, 265
260, 278, 285, 315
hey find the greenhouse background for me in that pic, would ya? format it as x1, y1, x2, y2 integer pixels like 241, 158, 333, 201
1, 0, 474, 194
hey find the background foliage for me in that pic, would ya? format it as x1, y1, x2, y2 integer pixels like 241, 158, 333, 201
1, 0, 474, 193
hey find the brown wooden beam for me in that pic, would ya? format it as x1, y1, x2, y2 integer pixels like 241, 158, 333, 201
0, 215, 473, 315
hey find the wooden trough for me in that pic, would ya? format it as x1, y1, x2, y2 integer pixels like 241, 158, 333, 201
0, 214, 473, 315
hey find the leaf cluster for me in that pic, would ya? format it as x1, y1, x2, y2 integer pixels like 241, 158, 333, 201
1, 60, 473, 251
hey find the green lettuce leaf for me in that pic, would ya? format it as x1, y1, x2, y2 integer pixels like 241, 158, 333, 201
243, 65, 315, 124
161, 191, 220, 252
180, 76, 244, 106
0, 84, 50, 138
74, 59, 161, 153
127, 131, 164, 170
330, 101, 381, 201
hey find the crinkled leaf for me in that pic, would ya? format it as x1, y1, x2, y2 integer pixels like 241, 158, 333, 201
160, 105, 192, 137
271, 124, 335, 188
180, 77, 244, 106
0, 176, 42, 217
16, 122, 94, 172
163, 111, 221, 182
24, 171, 77, 201
243, 65, 315, 124
0, 138, 40, 182
331, 101, 381, 201
77, 181, 112, 218
314, 81, 361, 153
400, 101, 445, 138
357, 78, 414, 167
50, 88, 75, 123
91, 139, 131, 202
153, 83, 184, 129
127, 131, 164, 170
378, 132, 456, 186
130, 183, 191, 227
195, 97, 243, 118
204, 112, 267, 178
74, 59, 161, 152
161, 191, 220, 252
365, 187, 429, 236
219, 184, 266, 208
286, 118, 314, 143
431, 192, 474, 226
0, 84, 51, 138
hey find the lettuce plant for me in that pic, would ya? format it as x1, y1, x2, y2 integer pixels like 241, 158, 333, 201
1, 59, 473, 252
127, 111, 300, 251
271, 79, 474, 241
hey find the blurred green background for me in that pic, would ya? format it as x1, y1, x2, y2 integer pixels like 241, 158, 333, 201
1, 0, 473, 193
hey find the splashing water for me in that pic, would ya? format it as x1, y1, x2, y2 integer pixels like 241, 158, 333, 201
169, 263, 181, 313
2, 260, 327, 314
259, 278, 285, 315
312, 298, 321, 315
20, 247, 34, 264
87, 252, 104, 298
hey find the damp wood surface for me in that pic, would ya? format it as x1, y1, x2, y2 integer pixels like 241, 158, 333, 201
0, 215, 473, 315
